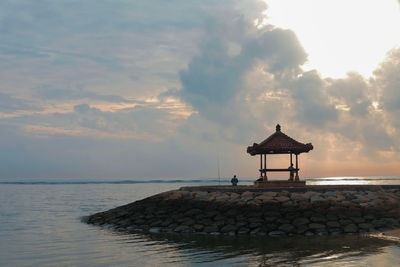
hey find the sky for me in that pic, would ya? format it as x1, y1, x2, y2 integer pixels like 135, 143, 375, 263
0, 0, 400, 180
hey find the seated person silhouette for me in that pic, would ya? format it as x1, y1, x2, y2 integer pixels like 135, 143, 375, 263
231, 175, 238, 186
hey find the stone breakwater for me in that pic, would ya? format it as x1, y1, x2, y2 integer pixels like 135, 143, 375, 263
85, 186, 400, 237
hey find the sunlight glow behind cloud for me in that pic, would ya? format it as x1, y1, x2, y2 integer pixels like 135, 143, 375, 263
266, 0, 400, 78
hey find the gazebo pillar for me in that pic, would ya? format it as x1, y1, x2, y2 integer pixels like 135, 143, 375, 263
259, 154, 263, 178
264, 154, 267, 181
295, 154, 299, 181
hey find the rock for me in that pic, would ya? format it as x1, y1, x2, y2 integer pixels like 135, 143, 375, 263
182, 219, 196, 226
221, 224, 237, 233
214, 220, 225, 227
383, 218, 399, 227
303, 211, 314, 218
167, 223, 178, 230
262, 192, 278, 197
241, 191, 254, 198
344, 224, 358, 233
324, 191, 337, 197
168, 192, 182, 200
207, 192, 218, 201
326, 221, 341, 228
279, 224, 295, 233
264, 211, 281, 217
293, 217, 310, 226
237, 227, 250, 234
215, 194, 230, 202
310, 195, 327, 203
250, 228, 261, 235
277, 218, 290, 224
265, 223, 278, 231
282, 201, 295, 207
291, 193, 308, 201
174, 225, 191, 232
204, 225, 219, 233
214, 214, 225, 221
364, 214, 376, 221
195, 192, 208, 200
204, 211, 219, 218
285, 212, 299, 220
256, 195, 274, 202
336, 195, 345, 201
296, 224, 309, 234
150, 220, 163, 227
304, 231, 314, 236
248, 217, 263, 223
279, 191, 290, 197
339, 219, 353, 226
255, 231, 267, 236
180, 191, 193, 199
351, 217, 365, 224
242, 196, 254, 202
326, 213, 338, 221
149, 227, 161, 233
366, 192, 377, 200
184, 209, 202, 216
193, 224, 204, 231
268, 230, 286, 236
353, 197, 370, 203
329, 228, 343, 235
358, 223, 374, 230
230, 193, 241, 199
304, 191, 320, 199
249, 222, 262, 229
225, 209, 238, 216
236, 221, 247, 228
199, 219, 213, 226
315, 229, 329, 236
310, 216, 326, 223
309, 223, 326, 230
275, 196, 290, 202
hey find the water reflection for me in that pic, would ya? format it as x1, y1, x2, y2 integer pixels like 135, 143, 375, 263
113, 230, 400, 266
306, 177, 400, 186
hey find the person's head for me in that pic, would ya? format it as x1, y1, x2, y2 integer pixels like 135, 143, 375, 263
234, 175, 236, 178
291, 163, 293, 167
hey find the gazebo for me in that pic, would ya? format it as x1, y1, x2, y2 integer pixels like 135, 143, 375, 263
247, 124, 313, 186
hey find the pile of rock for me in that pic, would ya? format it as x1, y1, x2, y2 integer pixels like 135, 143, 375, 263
85, 187, 400, 236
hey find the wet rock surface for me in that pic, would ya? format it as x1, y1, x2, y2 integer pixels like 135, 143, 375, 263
85, 187, 400, 237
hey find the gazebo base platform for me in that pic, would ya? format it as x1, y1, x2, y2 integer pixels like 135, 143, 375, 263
254, 180, 306, 188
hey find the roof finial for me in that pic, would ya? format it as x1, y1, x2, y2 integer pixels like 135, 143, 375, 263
276, 124, 281, 132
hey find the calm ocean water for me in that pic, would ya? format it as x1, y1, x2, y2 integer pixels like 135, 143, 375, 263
1, 177, 400, 266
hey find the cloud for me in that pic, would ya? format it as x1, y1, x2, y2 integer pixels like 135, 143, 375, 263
327, 72, 371, 117
179, 26, 307, 111
0, 93, 41, 113
288, 70, 338, 126
36, 85, 139, 103
373, 48, 400, 111
0, 0, 399, 179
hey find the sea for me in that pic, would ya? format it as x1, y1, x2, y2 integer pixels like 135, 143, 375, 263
1, 177, 400, 267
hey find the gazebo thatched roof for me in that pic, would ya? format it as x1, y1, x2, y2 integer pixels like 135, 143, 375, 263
247, 124, 313, 155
